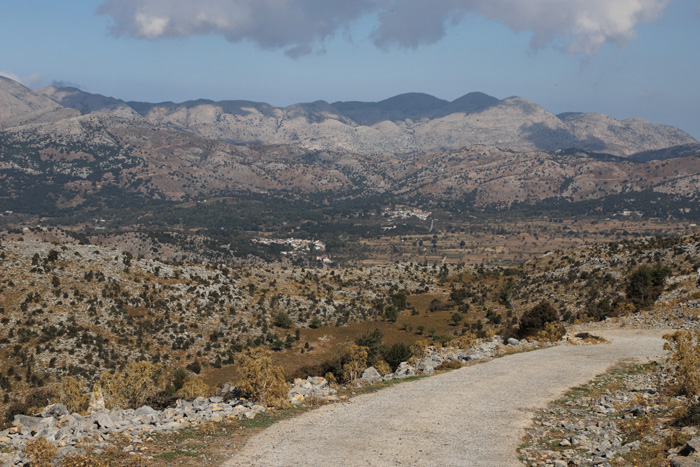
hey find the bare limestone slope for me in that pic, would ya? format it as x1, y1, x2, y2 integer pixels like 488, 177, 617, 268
223, 329, 668, 467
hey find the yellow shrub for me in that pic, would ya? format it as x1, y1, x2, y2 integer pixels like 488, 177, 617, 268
534, 321, 565, 342
238, 347, 289, 408
664, 330, 700, 396
342, 345, 369, 385
95, 361, 164, 409
614, 302, 637, 316
324, 372, 338, 388
176, 376, 212, 399
25, 438, 57, 467
374, 360, 392, 376
60, 454, 107, 467
52, 376, 89, 414
450, 332, 477, 350
410, 339, 430, 358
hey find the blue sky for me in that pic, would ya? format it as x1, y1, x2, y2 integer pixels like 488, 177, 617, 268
1, 0, 699, 139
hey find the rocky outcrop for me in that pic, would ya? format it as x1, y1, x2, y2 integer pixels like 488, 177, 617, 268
0, 397, 265, 466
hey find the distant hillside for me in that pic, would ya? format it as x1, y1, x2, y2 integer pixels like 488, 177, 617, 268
23, 80, 695, 157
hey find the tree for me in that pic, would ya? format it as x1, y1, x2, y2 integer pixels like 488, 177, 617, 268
355, 328, 384, 360
273, 313, 294, 329
626, 264, 670, 310
518, 301, 563, 339
451, 312, 464, 325
384, 343, 413, 372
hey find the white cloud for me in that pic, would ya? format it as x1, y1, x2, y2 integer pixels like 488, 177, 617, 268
96, 0, 674, 57
97, 0, 375, 57
0, 71, 46, 88
371, 0, 671, 55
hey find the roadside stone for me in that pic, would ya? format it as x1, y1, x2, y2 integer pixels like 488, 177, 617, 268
394, 362, 415, 378
359, 367, 382, 385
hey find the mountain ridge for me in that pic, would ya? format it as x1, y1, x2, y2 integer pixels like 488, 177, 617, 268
0, 78, 683, 157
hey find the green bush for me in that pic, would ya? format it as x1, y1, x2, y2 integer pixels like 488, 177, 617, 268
518, 301, 561, 339
384, 343, 413, 372
355, 328, 384, 361
273, 313, 294, 329
626, 264, 670, 310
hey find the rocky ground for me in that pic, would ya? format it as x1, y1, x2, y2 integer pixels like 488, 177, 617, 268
0, 333, 533, 466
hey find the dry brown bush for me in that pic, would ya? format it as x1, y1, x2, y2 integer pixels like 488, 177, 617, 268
664, 330, 700, 396
52, 376, 89, 414
534, 321, 566, 342
342, 345, 369, 385
176, 376, 212, 399
450, 332, 476, 349
95, 361, 164, 409
374, 360, 392, 376
238, 347, 289, 408
60, 454, 107, 467
25, 438, 57, 467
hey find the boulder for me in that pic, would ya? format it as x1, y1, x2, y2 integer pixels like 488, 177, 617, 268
507, 338, 521, 346
416, 354, 443, 375
41, 404, 69, 419
88, 387, 106, 413
359, 367, 382, 384
13, 415, 42, 430
134, 406, 156, 417
93, 412, 114, 429
394, 362, 415, 378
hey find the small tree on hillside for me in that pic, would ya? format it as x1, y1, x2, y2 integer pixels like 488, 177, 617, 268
518, 301, 564, 340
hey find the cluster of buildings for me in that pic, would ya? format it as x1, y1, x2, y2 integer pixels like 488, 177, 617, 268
383, 206, 432, 221
252, 237, 326, 253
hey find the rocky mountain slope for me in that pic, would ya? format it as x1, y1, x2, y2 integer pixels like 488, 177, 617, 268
31, 82, 696, 157
2, 76, 700, 219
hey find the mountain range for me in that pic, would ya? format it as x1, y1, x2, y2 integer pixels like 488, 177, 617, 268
1, 74, 700, 219
19, 79, 695, 157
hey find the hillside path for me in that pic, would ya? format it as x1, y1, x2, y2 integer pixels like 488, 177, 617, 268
223, 329, 669, 467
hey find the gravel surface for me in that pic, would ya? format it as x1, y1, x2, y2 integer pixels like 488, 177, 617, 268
222, 329, 669, 467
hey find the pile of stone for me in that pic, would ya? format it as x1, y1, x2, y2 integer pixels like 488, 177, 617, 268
287, 376, 339, 404
355, 336, 543, 385
0, 396, 265, 466
519, 363, 692, 467
670, 436, 700, 466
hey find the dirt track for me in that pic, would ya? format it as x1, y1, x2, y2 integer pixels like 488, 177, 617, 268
223, 329, 669, 466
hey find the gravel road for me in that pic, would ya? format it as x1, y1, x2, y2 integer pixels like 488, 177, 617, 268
223, 329, 669, 467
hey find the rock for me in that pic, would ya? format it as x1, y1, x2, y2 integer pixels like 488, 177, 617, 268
394, 362, 415, 378
671, 457, 700, 467
359, 367, 382, 384
41, 404, 69, 419
13, 415, 42, 430
134, 406, 156, 417
88, 387, 106, 413
0, 436, 10, 443
417, 355, 443, 375
289, 394, 305, 405
686, 437, 700, 455
94, 413, 114, 429
507, 338, 521, 346
216, 382, 232, 396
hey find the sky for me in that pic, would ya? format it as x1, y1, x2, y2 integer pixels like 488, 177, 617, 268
1, 0, 699, 139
